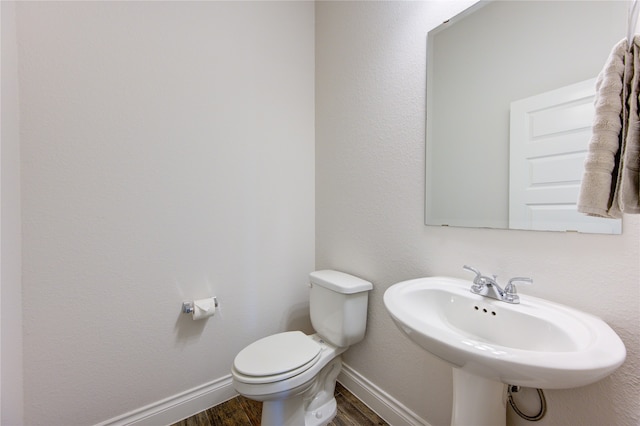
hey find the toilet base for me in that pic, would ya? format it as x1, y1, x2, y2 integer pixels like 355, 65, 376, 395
260, 394, 338, 426
304, 397, 337, 426
259, 355, 343, 426
261, 394, 306, 426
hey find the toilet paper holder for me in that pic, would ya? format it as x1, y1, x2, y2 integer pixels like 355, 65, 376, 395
182, 297, 218, 314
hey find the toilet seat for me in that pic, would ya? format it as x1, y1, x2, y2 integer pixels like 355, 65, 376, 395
233, 331, 321, 384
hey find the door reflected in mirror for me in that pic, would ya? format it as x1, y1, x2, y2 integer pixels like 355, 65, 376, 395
425, 0, 626, 234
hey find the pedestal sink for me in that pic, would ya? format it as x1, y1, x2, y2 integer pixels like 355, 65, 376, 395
383, 276, 626, 426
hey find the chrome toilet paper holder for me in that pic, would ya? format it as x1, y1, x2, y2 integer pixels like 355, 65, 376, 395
182, 297, 218, 314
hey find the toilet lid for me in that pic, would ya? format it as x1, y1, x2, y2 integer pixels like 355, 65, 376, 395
234, 331, 321, 378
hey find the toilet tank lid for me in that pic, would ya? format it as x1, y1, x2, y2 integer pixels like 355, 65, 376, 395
309, 270, 373, 294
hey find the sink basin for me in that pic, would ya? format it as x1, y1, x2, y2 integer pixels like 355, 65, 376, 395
384, 276, 625, 389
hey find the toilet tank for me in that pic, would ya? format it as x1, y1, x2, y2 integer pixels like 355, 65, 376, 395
309, 270, 373, 348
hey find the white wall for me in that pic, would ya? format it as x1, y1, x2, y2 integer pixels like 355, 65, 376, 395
316, 2, 640, 426
1, 1, 24, 424
16, 2, 314, 424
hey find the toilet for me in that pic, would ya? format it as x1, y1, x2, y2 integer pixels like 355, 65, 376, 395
231, 270, 373, 426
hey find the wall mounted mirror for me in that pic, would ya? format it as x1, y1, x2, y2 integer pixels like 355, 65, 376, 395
425, 0, 627, 234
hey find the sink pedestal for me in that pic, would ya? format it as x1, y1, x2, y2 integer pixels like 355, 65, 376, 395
451, 368, 506, 426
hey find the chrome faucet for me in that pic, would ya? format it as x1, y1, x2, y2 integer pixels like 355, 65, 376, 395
463, 265, 532, 304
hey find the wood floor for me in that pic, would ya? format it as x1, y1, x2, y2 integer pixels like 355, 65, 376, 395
171, 382, 388, 426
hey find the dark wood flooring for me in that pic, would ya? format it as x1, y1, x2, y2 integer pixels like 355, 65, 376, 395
171, 382, 388, 426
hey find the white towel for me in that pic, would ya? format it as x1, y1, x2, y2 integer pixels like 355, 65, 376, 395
577, 36, 640, 218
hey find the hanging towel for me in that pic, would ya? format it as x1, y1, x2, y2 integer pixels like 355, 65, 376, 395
577, 36, 640, 218
617, 37, 640, 214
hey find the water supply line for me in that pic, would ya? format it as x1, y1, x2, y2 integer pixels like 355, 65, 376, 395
507, 385, 547, 422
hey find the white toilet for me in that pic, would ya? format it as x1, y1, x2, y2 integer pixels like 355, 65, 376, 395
231, 270, 373, 426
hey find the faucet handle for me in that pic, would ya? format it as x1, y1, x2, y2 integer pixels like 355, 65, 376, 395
463, 265, 486, 293
503, 277, 533, 304
463, 265, 482, 278
507, 277, 533, 286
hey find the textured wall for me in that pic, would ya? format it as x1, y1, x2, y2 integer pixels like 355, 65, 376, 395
316, 2, 640, 425
18, 2, 314, 424
1, 1, 24, 424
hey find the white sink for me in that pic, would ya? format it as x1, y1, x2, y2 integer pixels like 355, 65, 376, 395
384, 276, 626, 425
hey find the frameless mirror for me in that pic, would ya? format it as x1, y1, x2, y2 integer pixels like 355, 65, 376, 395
425, 0, 627, 234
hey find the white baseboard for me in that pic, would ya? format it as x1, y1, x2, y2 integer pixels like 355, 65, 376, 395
95, 364, 429, 426
94, 375, 237, 426
338, 363, 431, 426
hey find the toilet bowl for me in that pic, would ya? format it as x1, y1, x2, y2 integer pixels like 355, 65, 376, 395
232, 332, 346, 426
231, 270, 373, 426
